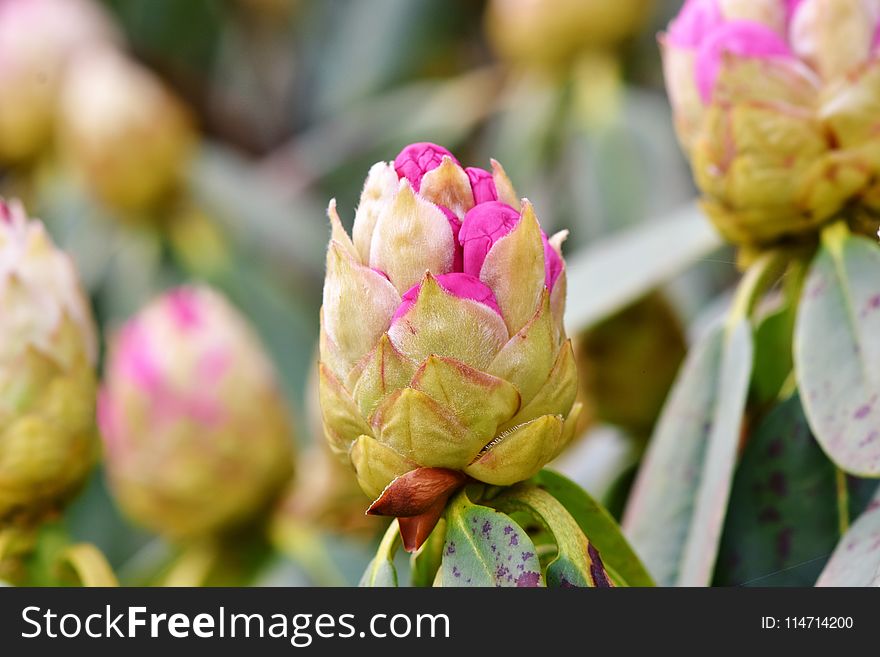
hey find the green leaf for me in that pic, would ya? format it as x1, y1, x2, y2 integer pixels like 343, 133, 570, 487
751, 258, 806, 406
564, 202, 723, 334
360, 520, 400, 587
817, 489, 880, 586
795, 224, 880, 476
715, 395, 878, 586
623, 318, 753, 586
531, 469, 653, 586
495, 484, 614, 587
752, 305, 796, 405
441, 490, 544, 587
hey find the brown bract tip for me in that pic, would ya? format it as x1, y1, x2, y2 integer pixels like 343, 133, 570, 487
367, 467, 467, 552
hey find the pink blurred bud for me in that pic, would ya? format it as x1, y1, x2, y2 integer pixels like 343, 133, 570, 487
695, 20, 793, 102
465, 167, 499, 205
393, 142, 460, 191
392, 273, 502, 322
99, 285, 294, 538
667, 0, 724, 48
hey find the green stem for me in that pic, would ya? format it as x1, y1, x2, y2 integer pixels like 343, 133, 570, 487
726, 249, 790, 335
821, 220, 851, 259
58, 544, 119, 587
163, 540, 218, 587
361, 519, 401, 587
269, 518, 347, 587
835, 468, 850, 537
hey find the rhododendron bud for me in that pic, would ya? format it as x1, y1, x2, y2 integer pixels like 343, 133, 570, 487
0, 199, 98, 522
99, 286, 294, 539
319, 143, 579, 550
0, 0, 118, 163
662, 0, 880, 246
58, 47, 194, 213
485, 0, 652, 68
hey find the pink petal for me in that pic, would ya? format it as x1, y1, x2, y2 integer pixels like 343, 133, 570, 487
542, 235, 563, 291
459, 201, 562, 291
393, 142, 460, 191
438, 205, 464, 272
667, 0, 724, 48
459, 201, 521, 279
465, 167, 499, 205
392, 272, 502, 322
695, 20, 793, 103
785, 0, 805, 25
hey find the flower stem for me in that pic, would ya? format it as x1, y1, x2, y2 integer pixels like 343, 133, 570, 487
162, 540, 218, 587
58, 543, 119, 587
726, 248, 789, 336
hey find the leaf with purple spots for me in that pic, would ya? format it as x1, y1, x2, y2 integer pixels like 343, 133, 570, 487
496, 484, 615, 587
532, 470, 653, 586
818, 489, 880, 586
795, 224, 880, 476
440, 490, 544, 587
715, 394, 877, 586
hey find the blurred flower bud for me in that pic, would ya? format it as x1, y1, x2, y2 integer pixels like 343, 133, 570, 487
0, 0, 118, 163
485, 0, 653, 69
574, 293, 687, 438
99, 286, 294, 540
0, 199, 98, 522
663, 0, 880, 246
319, 142, 580, 549
275, 360, 376, 536
58, 48, 195, 213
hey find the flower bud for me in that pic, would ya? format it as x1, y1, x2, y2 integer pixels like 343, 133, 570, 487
0, 0, 118, 163
319, 143, 579, 548
485, 0, 652, 68
662, 0, 880, 246
99, 286, 294, 539
58, 47, 195, 213
274, 359, 375, 536
0, 199, 98, 522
